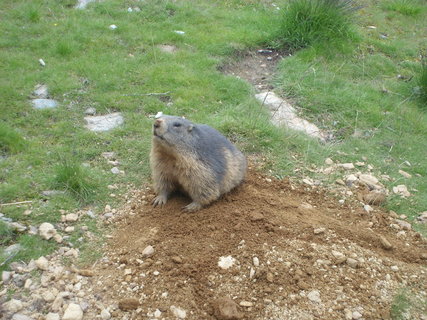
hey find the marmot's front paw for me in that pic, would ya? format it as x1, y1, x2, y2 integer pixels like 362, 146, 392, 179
183, 202, 202, 212
152, 195, 168, 207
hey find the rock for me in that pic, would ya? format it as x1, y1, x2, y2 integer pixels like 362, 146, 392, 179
391, 265, 399, 272
2, 271, 12, 284
84, 112, 124, 132
118, 298, 139, 311
63, 303, 83, 320
32, 84, 49, 98
379, 236, 393, 250
359, 174, 379, 188
253, 256, 260, 267
31, 99, 58, 109
4, 299, 23, 313
65, 226, 75, 233
42, 290, 56, 302
398, 170, 412, 178
355, 161, 365, 167
218, 256, 236, 269
84, 107, 96, 116
335, 179, 346, 186
39, 58, 46, 66
250, 212, 264, 221
174, 30, 185, 35
340, 163, 355, 170
364, 205, 373, 213
393, 185, 410, 197
170, 306, 187, 319
35, 256, 49, 270
212, 297, 243, 320
324, 158, 334, 165
239, 301, 254, 307
65, 213, 79, 222
45, 313, 60, 320
417, 211, 427, 223
307, 290, 321, 303
100, 309, 111, 320
302, 178, 314, 186
75, 269, 95, 277
39, 223, 56, 240
110, 167, 120, 174
346, 174, 358, 186
313, 227, 326, 235
141, 245, 155, 257
158, 44, 177, 53
346, 258, 358, 268
109, 24, 118, 30
11, 314, 33, 320
352, 311, 363, 319
5, 243, 21, 256
395, 219, 411, 230
363, 192, 386, 205
331, 250, 346, 264
10, 222, 27, 232
171, 256, 183, 264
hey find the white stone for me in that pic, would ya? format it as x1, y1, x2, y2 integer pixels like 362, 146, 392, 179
313, 227, 326, 234
324, 158, 334, 165
253, 256, 260, 267
359, 174, 379, 188
100, 309, 111, 320
39, 223, 56, 240
391, 265, 399, 272
42, 290, 56, 302
170, 306, 186, 319
84, 112, 124, 132
239, 301, 254, 307
33, 84, 48, 98
346, 258, 358, 268
249, 267, 255, 279
174, 30, 185, 35
255, 91, 327, 141
364, 205, 373, 213
153, 309, 162, 318
346, 174, 358, 184
307, 290, 321, 303
111, 167, 120, 174
142, 245, 155, 257
12, 314, 33, 320
65, 226, 75, 233
63, 303, 83, 320
35, 256, 49, 270
32, 99, 58, 109
65, 213, 79, 222
340, 163, 355, 170
2, 271, 12, 284
218, 255, 236, 269
352, 311, 363, 319
399, 170, 412, 178
109, 24, 118, 30
393, 185, 410, 197
45, 313, 60, 320
5, 299, 23, 313
39, 58, 46, 66
395, 219, 411, 230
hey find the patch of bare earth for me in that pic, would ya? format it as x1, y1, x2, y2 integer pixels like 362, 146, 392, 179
89, 168, 427, 320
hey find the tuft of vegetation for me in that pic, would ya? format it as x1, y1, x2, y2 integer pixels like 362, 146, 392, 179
276, 0, 359, 50
0, 221, 14, 246
53, 158, 98, 203
417, 50, 427, 105
383, 0, 424, 16
0, 122, 27, 155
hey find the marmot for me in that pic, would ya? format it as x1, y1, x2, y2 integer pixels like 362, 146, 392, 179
150, 114, 247, 211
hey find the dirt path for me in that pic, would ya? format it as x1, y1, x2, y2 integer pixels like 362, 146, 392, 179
90, 169, 427, 319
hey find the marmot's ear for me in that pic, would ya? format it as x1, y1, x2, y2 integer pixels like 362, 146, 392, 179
187, 124, 194, 132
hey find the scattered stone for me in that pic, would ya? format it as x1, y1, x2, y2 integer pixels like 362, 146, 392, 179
45, 313, 60, 320
346, 258, 358, 268
324, 158, 334, 165
314, 227, 326, 235
352, 311, 363, 319
339, 163, 355, 170
100, 309, 111, 320
391, 265, 399, 272
39, 223, 57, 240
65, 213, 79, 222
142, 245, 155, 257
154, 309, 162, 318
32, 84, 48, 98
111, 167, 120, 174
399, 170, 412, 179
84, 112, 124, 132
346, 174, 358, 186
109, 24, 118, 30
359, 174, 379, 188
395, 219, 411, 230
331, 250, 346, 264
170, 306, 187, 319
335, 179, 345, 186
218, 256, 236, 269
11, 314, 33, 320
250, 212, 264, 221
174, 30, 185, 35
417, 211, 427, 223
239, 301, 254, 307
307, 290, 321, 303
355, 161, 365, 167
171, 256, 183, 264
39, 58, 46, 66
253, 256, 260, 267
302, 178, 314, 186
2, 271, 12, 284
65, 226, 75, 233
32, 99, 58, 109
393, 185, 410, 197
364, 205, 373, 213
212, 297, 243, 320
35, 256, 49, 270
118, 298, 139, 311
4, 299, 23, 313
63, 303, 83, 320
84, 107, 96, 116
379, 235, 393, 250
363, 192, 386, 205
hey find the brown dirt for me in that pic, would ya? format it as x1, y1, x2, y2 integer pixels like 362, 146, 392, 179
91, 168, 427, 320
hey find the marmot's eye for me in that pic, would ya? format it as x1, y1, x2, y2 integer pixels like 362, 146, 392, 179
173, 122, 182, 127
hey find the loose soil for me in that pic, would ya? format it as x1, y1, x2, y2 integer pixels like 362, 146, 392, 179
90, 168, 427, 320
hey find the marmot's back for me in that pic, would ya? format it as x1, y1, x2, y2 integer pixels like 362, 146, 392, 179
150, 115, 246, 211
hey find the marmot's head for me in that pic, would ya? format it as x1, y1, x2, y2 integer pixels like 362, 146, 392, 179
152, 115, 195, 150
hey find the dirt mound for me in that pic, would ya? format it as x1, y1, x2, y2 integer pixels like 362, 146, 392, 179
91, 169, 427, 320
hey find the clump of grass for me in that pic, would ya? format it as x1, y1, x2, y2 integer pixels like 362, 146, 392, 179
54, 158, 98, 203
0, 221, 14, 246
383, 0, 423, 16
0, 122, 27, 154
276, 0, 359, 50
417, 50, 427, 105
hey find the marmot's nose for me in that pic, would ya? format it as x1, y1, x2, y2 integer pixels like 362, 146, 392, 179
154, 119, 163, 128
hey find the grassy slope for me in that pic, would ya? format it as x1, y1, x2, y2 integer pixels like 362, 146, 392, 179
0, 0, 426, 273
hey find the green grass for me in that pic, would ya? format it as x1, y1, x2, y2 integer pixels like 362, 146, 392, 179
417, 51, 427, 105
0, 122, 27, 154
275, 0, 359, 50
383, 0, 424, 16
390, 288, 427, 319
